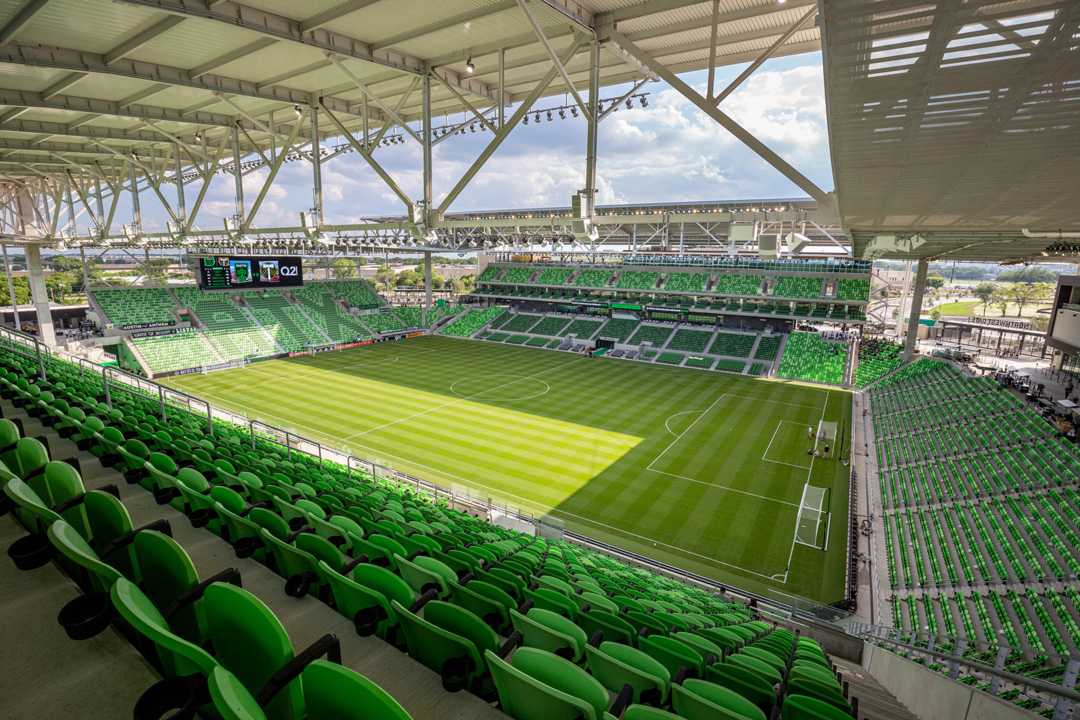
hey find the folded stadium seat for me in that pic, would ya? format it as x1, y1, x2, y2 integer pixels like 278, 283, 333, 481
510, 607, 592, 663
728, 652, 784, 687
208, 660, 412, 720
783, 672, 850, 714
577, 609, 637, 646
639, 634, 706, 680
781, 693, 855, 720
705, 662, 777, 715
673, 631, 724, 665
259, 527, 347, 598
585, 640, 670, 706
47, 519, 208, 640
485, 647, 633, 720
523, 585, 580, 620
449, 577, 516, 634
203, 581, 346, 720
395, 553, 457, 597
742, 645, 787, 674
321, 560, 416, 643
391, 598, 501, 693
672, 677, 767, 720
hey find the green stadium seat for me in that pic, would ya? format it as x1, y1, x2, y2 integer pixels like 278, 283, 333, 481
672, 677, 767, 720
486, 647, 617, 720
207, 660, 412, 720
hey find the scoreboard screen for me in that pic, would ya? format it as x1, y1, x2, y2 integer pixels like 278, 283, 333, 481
196, 255, 303, 290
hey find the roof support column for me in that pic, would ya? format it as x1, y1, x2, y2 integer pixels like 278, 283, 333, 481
79, 244, 90, 298
24, 244, 55, 346
2, 242, 21, 332
421, 72, 433, 217
128, 161, 142, 236
903, 258, 927, 361
310, 103, 323, 226
423, 250, 432, 327
583, 38, 600, 213
174, 144, 185, 226
230, 124, 245, 227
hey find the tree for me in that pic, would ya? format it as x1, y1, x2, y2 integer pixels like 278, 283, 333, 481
998, 266, 1057, 283
992, 288, 1010, 317
926, 273, 946, 289
331, 258, 356, 280
1004, 282, 1054, 317
46, 272, 74, 304
373, 263, 395, 290
973, 282, 997, 315
139, 258, 171, 283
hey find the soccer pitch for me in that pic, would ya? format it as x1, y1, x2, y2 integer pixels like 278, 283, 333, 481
165, 335, 852, 604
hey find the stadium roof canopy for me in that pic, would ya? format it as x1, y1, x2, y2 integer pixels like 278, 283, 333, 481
0, 0, 1076, 261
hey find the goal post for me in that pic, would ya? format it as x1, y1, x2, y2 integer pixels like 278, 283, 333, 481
794, 485, 831, 550
815, 420, 838, 458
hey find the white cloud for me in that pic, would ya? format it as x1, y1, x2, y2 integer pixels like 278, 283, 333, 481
128, 54, 831, 226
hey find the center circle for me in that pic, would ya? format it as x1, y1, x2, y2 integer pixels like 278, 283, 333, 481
450, 374, 551, 403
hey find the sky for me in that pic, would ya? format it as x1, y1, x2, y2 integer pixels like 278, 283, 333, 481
111, 52, 833, 234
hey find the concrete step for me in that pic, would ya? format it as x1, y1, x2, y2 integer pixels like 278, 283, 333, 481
835, 657, 920, 720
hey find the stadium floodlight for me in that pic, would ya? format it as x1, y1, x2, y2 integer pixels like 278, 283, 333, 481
626, 99, 633, 110
546, 111, 553, 121
534, 112, 541, 123
523, 115, 528, 124
559, 109, 566, 119
571, 107, 578, 118
465, 57, 475, 73
293, 104, 302, 118
641, 96, 648, 107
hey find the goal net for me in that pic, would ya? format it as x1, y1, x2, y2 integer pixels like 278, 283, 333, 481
794, 485, 830, 550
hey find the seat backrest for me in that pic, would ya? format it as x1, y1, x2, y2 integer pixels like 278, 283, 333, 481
353, 564, 415, 607
110, 578, 217, 680
484, 648, 600, 720
302, 660, 412, 720
673, 678, 766, 720
15, 437, 49, 478
47, 519, 122, 591
43, 461, 86, 507
133, 530, 202, 640
203, 582, 302, 720
4, 476, 61, 527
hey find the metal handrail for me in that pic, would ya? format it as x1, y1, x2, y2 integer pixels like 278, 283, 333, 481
859, 632, 1080, 705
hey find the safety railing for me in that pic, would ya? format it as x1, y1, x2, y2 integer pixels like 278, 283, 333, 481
851, 622, 1078, 720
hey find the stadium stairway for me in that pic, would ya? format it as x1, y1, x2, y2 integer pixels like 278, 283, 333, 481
0, 395, 503, 720
833, 659, 918, 720
287, 293, 334, 346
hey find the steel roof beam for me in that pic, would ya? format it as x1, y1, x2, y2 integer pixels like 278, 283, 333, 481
0, 44, 370, 120
301, 0, 384, 32
0, 87, 262, 130
112, 0, 499, 102
105, 15, 186, 66
0, 119, 171, 144
607, 28, 831, 207
373, 1, 518, 51
0, 0, 50, 45
636, 2, 818, 41
188, 37, 277, 78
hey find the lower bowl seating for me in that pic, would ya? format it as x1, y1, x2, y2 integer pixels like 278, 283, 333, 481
0, 345, 860, 720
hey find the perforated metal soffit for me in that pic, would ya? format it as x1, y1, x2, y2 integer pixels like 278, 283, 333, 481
822, 0, 1080, 260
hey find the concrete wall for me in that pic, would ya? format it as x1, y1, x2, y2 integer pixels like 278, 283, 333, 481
863, 644, 1040, 720
784, 617, 864, 663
